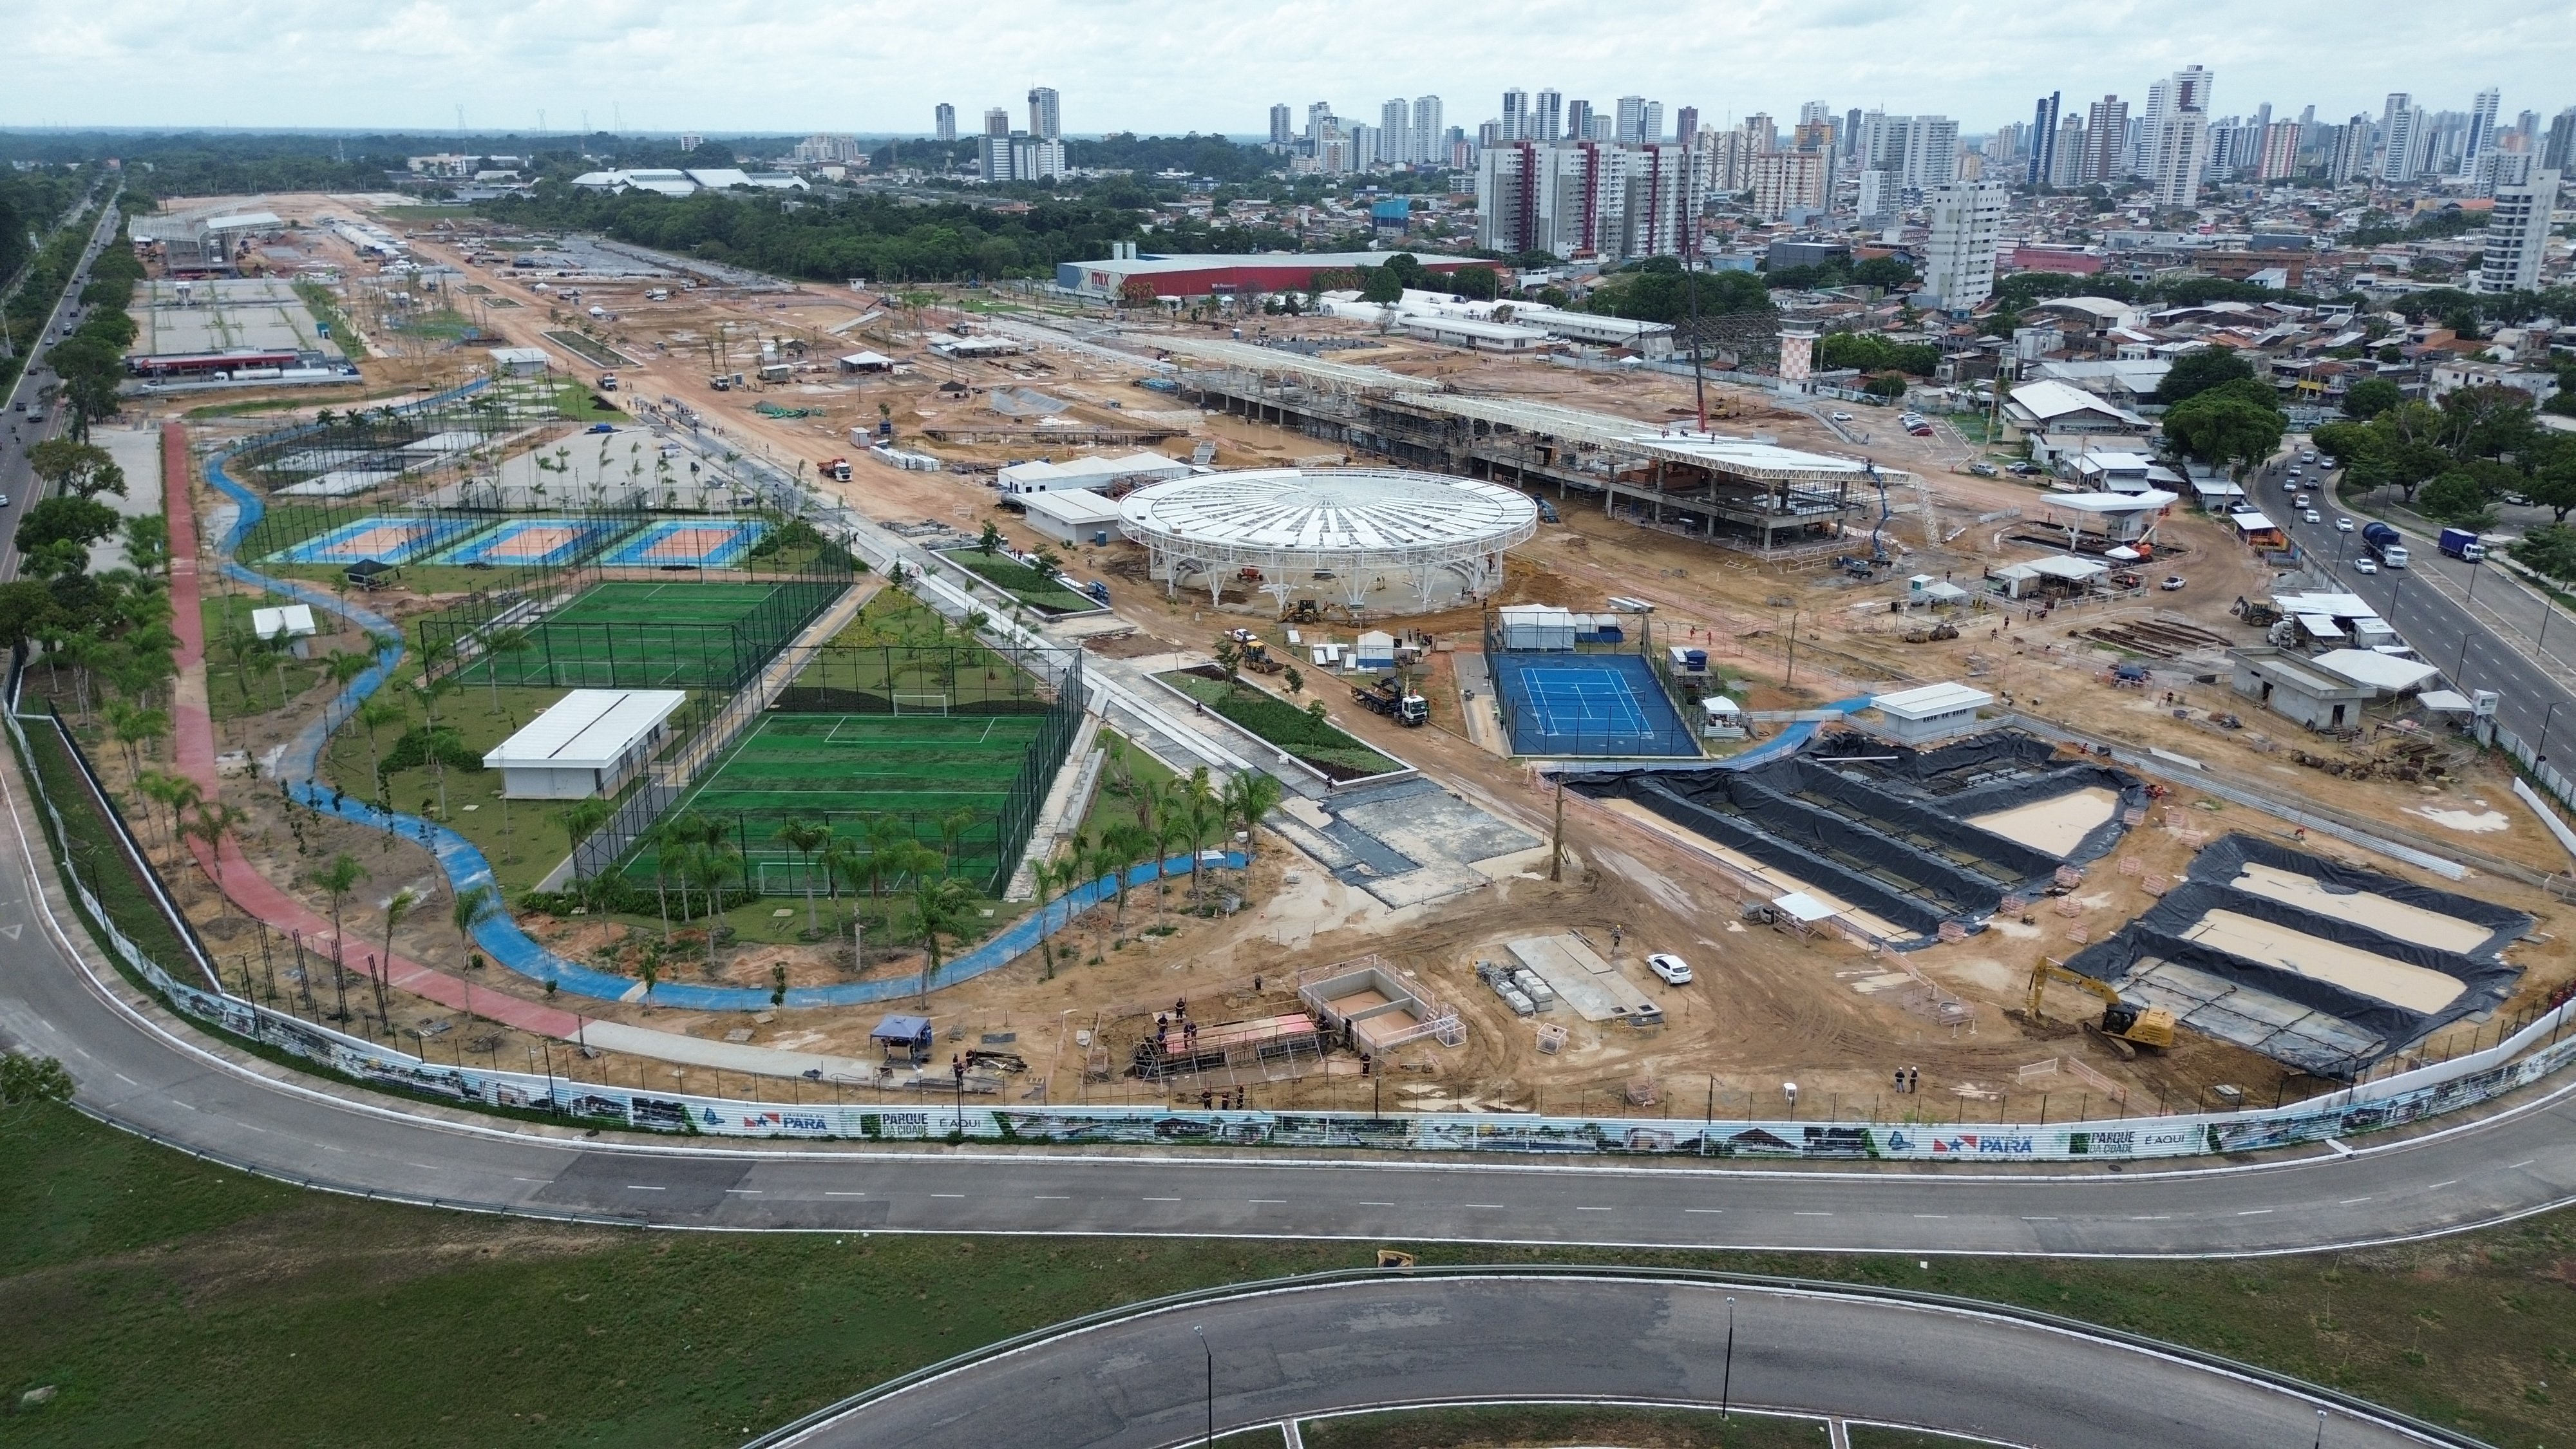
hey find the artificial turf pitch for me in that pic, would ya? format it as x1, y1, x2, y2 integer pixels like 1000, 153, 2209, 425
626, 712, 1043, 890
452, 581, 798, 690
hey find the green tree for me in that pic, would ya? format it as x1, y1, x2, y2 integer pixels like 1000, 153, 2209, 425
2340, 377, 2402, 419
15, 495, 121, 574
907, 873, 976, 999
2162, 393, 2286, 475
375, 886, 419, 1031
1221, 770, 1287, 862
1, 1052, 74, 1123
26, 438, 125, 498
2417, 469, 2496, 527
2154, 346, 2255, 405
775, 817, 832, 935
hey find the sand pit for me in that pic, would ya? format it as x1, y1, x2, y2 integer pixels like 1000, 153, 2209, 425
1967, 786, 2119, 858
2226, 863, 2494, 953
2179, 908, 2467, 1013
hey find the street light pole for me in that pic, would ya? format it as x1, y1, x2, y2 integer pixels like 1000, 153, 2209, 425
2537, 701, 2562, 767
1720, 1296, 1738, 1419
1192, 1325, 1213, 1448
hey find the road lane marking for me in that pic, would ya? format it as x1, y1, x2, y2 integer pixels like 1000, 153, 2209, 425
170, 1100, 196, 1111
825, 1191, 866, 1197
1359, 1202, 1396, 1208
2429, 1180, 2459, 1190
1685, 1209, 1725, 1214
931, 1193, 964, 1198
1248, 1199, 1285, 1205
2324, 1139, 2353, 1157
2021, 1216, 2058, 1221
1144, 1197, 1182, 1202
726, 1189, 762, 1195
2338, 1197, 2372, 1205
406, 1163, 440, 1171
2128, 1215, 2170, 1220
512, 1177, 546, 1183
1034, 1195, 1070, 1200
2238, 1209, 2274, 1217
318, 1143, 345, 1151
1461, 1204, 1505, 1209
1577, 1206, 1613, 1212
2508, 1159, 2535, 1170
114, 1072, 135, 1086
1794, 1211, 1832, 1217
1914, 1214, 1949, 1219
625, 1184, 666, 1191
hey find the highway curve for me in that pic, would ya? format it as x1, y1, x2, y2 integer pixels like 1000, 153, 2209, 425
3, 755, 2575, 1258
755, 1271, 2461, 1448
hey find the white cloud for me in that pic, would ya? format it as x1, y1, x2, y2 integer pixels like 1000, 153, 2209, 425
7, 0, 2571, 135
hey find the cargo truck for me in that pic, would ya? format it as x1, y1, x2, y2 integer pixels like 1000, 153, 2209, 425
2437, 527, 2486, 562
1352, 675, 1428, 726
2361, 521, 2410, 569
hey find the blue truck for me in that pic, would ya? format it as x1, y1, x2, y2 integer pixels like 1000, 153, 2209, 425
2438, 527, 2486, 562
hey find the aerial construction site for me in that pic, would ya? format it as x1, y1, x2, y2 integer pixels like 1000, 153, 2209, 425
75, 192, 2576, 1156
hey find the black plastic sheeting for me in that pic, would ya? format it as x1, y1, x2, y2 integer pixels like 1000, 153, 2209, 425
2060, 832, 2530, 1075
1569, 730, 2148, 947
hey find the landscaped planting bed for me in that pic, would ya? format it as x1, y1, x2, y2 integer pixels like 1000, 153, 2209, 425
1157, 667, 1399, 781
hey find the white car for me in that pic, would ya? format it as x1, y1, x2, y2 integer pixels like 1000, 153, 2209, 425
2303, 509, 2322, 524
2353, 556, 2380, 574
1645, 952, 1694, 985
1830, 411, 1854, 422
2336, 516, 2354, 533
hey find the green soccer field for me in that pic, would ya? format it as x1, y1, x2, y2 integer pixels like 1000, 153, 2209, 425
450, 580, 819, 691
628, 712, 1045, 892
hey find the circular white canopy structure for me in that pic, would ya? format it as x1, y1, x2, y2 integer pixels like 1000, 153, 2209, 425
1118, 467, 1539, 611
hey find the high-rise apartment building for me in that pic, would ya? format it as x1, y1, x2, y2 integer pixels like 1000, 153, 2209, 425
2050, 117, 2086, 187
1676, 107, 1700, 149
1748, 150, 1830, 220
1412, 97, 1444, 168
1475, 140, 1701, 260
1844, 108, 1863, 158
2027, 92, 2061, 187
2256, 120, 2302, 182
2461, 86, 2502, 175
1640, 102, 1664, 144
1535, 89, 1562, 142
1350, 124, 1381, 172
2379, 94, 2425, 182
934, 104, 956, 142
1269, 104, 1294, 149
1501, 88, 1530, 140
2081, 96, 2128, 184
2546, 109, 2576, 173
1921, 181, 2007, 308
2478, 169, 2561, 294
2328, 116, 2374, 185
1381, 99, 1412, 163
1742, 113, 1777, 156
983, 108, 1011, 138
1615, 95, 1648, 142
1695, 126, 1753, 194
1026, 87, 1061, 140
1566, 100, 1593, 144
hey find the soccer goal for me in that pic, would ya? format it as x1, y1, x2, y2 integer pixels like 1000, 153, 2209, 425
891, 691, 952, 716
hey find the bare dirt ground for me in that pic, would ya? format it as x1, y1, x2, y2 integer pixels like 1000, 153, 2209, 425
128, 198, 2573, 1117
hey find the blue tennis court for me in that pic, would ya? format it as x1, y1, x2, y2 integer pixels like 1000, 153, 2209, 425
601, 518, 768, 568
267, 515, 485, 565
1490, 651, 1699, 757
433, 516, 626, 567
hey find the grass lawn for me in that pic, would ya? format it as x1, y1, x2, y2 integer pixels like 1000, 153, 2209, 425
1, 1098, 2570, 1448
8, 714, 197, 969
544, 328, 635, 369
1157, 667, 1398, 781
941, 547, 1097, 613
198, 587, 339, 721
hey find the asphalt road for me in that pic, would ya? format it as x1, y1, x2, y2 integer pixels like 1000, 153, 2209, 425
6, 757, 2574, 1257
2266, 444, 2576, 752
767, 1274, 2443, 1448
2, 191, 123, 569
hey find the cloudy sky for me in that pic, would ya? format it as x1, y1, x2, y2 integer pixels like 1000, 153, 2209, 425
11, 0, 2574, 137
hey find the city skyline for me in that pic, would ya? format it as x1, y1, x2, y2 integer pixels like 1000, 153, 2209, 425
6, 0, 2571, 133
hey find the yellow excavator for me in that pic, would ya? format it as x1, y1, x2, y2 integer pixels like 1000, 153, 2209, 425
2025, 958, 2177, 1057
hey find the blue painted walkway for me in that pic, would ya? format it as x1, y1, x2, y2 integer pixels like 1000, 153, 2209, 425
201, 388, 1223, 1011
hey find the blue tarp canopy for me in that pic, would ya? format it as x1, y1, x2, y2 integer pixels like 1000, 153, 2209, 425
870, 1014, 933, 1049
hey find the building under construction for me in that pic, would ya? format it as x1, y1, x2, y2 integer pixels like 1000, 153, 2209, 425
1160, 337, 1888, 557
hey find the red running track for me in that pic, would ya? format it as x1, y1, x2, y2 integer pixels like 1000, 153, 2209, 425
158, 422, 591, 1039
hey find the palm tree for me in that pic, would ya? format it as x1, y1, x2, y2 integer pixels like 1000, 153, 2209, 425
1030, 853, 1066, 981
131, 769, 186, 851
377, 886, 419, 1032
1099, 820, 1152, 927
1222, 771, 1287, 863
1184, 793, 1224, 909
311, 855, 369, 1023
182, 801, 246, 922
775, 818, 831, 934
685, 844, 741, 969
450, 884, 497, 1009
557, 796, 612, 875
355, 696, 407, 784
104, 699, 162, 776
643, 819, 682, 940
821, 835, 872, 971
936, 807, 977, 878
324, 649, 374, 697
482, 626, 534, 705
907, 873, 974, 1000
1152, 810, 1194, 918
